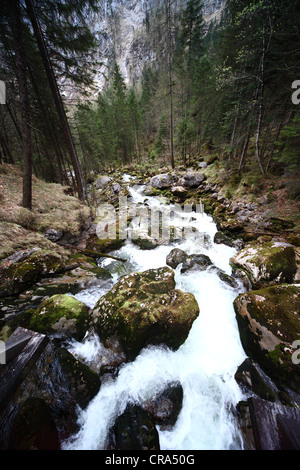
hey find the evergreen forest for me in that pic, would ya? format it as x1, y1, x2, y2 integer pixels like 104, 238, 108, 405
1, 0, 300, 207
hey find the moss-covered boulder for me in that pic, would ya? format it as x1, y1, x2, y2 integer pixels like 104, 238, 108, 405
233, 284, 300, 393
91, 267, 199, 359
30, 294, 89, 340
0, 248, 65, 298
230, 241, 297, 289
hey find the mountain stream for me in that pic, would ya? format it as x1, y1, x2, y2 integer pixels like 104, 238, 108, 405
62, 177, 247, 450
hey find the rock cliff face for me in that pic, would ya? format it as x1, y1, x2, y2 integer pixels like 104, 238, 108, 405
86, 0, 226, 93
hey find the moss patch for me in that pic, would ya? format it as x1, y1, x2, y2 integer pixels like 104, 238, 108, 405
230, 241, 297, 288
91, 267, 199, 358
30, 294, 89, 340
234, 284, 300, 392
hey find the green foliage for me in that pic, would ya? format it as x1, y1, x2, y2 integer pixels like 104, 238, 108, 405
277, 114, 300, 170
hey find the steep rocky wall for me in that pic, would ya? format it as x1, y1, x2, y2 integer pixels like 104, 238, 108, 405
74, 0, 226, 98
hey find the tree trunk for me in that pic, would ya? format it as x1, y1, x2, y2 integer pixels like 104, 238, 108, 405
166, 0, 175, 169
239, 134, 249, 172
255, 21, 272, 176
24, 0, 86, 202
11, 0, 32, 209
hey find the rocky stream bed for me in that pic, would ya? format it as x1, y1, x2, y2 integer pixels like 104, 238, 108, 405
0, 168, 300, 450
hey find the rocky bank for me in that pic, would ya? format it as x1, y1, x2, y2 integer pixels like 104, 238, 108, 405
0, 161, 300, 450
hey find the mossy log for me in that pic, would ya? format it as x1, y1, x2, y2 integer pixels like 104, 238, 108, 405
59, 243, 127, 263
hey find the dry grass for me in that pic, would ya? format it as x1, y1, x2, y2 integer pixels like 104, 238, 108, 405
202, 161, 300, 231
0, 164, 90, 260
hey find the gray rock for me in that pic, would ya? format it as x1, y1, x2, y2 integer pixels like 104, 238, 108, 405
179, 172, 205, 188
44, 228, 64, 242
95, 176, 113, 189
171, 186, 188, 197
150, 173, 177, 189
111, 183, 122, 194
166, 248, 188, 269
181, 253, 213, 273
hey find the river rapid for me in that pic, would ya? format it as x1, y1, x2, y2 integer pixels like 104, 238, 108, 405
62, 177, 247, 450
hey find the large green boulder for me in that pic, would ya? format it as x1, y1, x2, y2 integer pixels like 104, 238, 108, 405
234, 283, 300, 393
30, 294, 89, 340
91, 267, 199, 359
230, 241, 297, 289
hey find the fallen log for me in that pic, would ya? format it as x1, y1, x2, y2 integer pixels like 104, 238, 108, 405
59, 243, 127, 263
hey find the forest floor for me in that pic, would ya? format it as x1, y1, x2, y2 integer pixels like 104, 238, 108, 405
199, 158, 300, 233
0, 164, 90, 260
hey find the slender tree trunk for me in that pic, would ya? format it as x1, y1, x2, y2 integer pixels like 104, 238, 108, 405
166, 0, 174, 169
265, 108, 293, 173
255, 20, 272, 176
25, 0, 86, 202
6, 101, 22, 139
0, 133, 15, 164
255, 85, 265, 175
239, 134, 249, 172
169, 61, 174, 169
11, 0, 32, 209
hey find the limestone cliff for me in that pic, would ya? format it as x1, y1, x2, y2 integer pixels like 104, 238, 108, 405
86, 0, 226, 94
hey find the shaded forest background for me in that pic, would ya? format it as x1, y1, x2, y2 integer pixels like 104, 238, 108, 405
1, 0, 300, 209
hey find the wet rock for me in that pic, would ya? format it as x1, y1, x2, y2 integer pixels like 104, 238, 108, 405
214, 231, 244, 250
55, 347, 101, 409
0, 249, 66, 298
131, 236, 158, 250
217, 270, 239, 288
91, 267, 199, 359
29, 294, 90, 341
244, 397, 300, 450
180, 253, 213, 273
230, 241, 297, 289
7, 397, 60, 450
110, 404, 160, 450
144, 382, 183, 429
214, 231, 235, 247
233, 283, 300, 392
166, 248, 188, 269
0, 338, 100, 448
235, 358, 280, 403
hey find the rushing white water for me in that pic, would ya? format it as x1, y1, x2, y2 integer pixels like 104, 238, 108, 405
62, 181, 247, 450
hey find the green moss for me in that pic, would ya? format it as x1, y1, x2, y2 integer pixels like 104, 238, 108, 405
92, 267, 199, 358
231, 241, 297, 288
234, 284, 300, 393
0, 249, 65, 297
264, 247, 297, 282
30, 294, 89, 340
